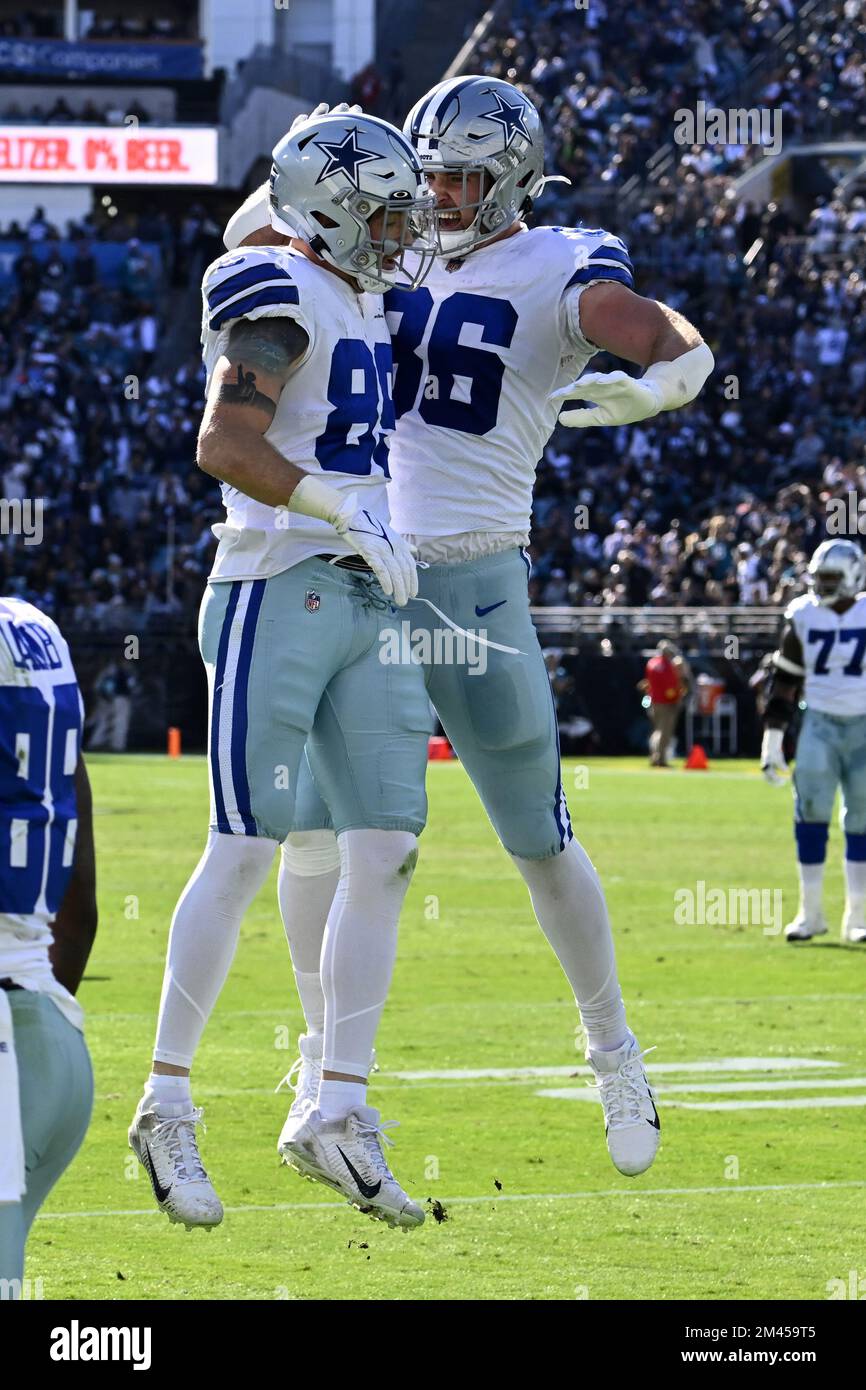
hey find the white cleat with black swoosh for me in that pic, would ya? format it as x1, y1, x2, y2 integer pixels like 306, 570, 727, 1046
586, 1033, 661, 1177
128, 1100, 224, 1230
278, 1104, 424, 1230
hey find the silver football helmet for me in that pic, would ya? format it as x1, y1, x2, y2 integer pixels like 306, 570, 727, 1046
807, 539, 866, 605
404, 75, 545, 256
269, 113, 437, 293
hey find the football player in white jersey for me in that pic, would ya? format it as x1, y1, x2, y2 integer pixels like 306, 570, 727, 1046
243, 79, 714, 1178
0, 596, 96, 1290
761, 539, 866, 943
129, 112, 443, 1231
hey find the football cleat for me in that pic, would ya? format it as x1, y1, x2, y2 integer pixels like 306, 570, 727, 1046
129, 1100, 224, 1230
842, 906, 866, 943
586, 1034, 660, 1177
785, 913, 828, 941
278, 1103, 424, 1230
275, 1033, 323, 1137
275, 1038, 379, 1141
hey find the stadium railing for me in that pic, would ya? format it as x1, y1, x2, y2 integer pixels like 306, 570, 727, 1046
531, 607, 783, 641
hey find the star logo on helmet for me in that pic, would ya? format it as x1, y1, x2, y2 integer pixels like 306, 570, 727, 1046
478, 90, 531, 148
314, 127, 383, 188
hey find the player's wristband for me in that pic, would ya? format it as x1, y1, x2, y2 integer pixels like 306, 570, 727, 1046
642, 343, 714, 412
287, 474, 350, 529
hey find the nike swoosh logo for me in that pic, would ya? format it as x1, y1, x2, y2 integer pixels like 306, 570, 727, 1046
349, 512, 394, 555
648, 1099, 661, 1131
337, 1145, 381, 1199
141, 1140, 173, 1205
475, 600, 507, 617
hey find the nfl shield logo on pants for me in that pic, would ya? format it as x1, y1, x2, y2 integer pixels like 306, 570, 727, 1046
305, 589, 320, 613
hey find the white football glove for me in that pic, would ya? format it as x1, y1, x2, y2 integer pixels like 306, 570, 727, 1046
550, 344, 715, 428
549, 370, 664, 428
288, 475, 417, 607
760, 728, 788, 786
289, 102, 363, 134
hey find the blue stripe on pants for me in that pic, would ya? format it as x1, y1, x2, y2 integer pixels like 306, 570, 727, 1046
231, 579, 266, 835
210, 582, 241, 835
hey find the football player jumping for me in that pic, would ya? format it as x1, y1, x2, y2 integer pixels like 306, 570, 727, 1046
243, 79, 714, 1179
129, 112, 441, 1231
761, 539, 866, 944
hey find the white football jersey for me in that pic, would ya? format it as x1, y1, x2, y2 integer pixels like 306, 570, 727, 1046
383, 223, 633, 537
787, 591, 866, 716
0, 596, 84, 1029
201, 246, 396, 581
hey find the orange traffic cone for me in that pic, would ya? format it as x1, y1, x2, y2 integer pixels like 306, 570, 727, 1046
167, 726, 182, 758
684, 743, 709, 770
427, 735, 455, 760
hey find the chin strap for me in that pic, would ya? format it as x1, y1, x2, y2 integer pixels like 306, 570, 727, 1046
527, 173, 572, 200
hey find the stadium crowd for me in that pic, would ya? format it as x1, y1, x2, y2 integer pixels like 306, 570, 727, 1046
2, 0, 866, 631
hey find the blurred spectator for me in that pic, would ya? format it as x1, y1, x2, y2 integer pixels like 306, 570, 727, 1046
350, 62, 384, 114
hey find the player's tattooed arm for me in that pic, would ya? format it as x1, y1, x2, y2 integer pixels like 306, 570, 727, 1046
197, 315, 314, 506
765, 622, 805, 729
216, 317, 310, 421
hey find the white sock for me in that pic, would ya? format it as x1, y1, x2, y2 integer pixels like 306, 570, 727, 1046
153, 830, 277, 1068
320, 829, 418, 1077
513, 837, 628, 1052
278, 830, 339, 1036
799, 861, 825, 920
143, 1071, 192, 1115
844, 859, 866, 915
317, 1079, 366, 1120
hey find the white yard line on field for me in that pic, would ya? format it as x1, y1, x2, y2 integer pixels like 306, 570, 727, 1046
36, 1178, 866, 1222
391, 1058, 838, 1081
538, 1076, 866, 1099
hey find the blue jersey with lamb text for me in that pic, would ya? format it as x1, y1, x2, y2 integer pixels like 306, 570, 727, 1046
0, 596, 83, 954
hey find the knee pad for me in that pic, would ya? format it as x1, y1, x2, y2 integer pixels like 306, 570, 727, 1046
281, 829, 341, 876
338, 828, 419, 884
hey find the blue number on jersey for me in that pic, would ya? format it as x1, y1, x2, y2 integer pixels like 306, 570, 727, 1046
806, 628, 866, 677
384, 289, 518, 435
0, 682, 80, 916
839, 628, 866, 676
314, 338, 394, 478
385, 287, 433, 418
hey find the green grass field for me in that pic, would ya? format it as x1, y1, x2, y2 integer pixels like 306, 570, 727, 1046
28, 755, 866, 1301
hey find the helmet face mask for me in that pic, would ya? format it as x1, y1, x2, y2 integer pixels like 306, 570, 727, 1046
405, 76, 544, 257
269, 114, 437, 294
807, 540, 866, 606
